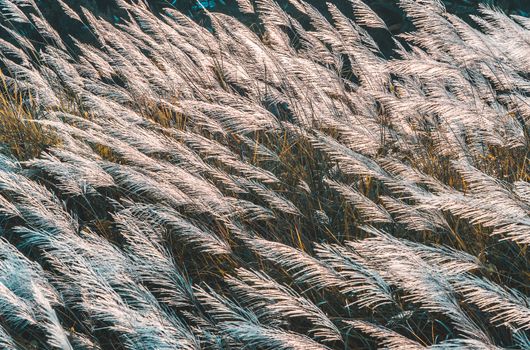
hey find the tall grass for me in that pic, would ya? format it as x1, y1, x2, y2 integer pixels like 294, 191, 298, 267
0, 75, 59, 160
0, 0, 527, 349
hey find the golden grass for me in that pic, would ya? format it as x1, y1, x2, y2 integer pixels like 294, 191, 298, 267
0, 79, 60, 160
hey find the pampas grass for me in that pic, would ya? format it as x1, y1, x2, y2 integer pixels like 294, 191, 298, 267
0, 0, 527, 348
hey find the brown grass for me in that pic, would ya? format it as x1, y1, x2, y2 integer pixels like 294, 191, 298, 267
0, 79, 60, 160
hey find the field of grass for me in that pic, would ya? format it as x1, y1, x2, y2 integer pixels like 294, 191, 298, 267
0, 0, 528, 349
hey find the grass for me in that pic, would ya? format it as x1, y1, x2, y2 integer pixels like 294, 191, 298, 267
0, 80, 60, 160
0, 0, 527, 349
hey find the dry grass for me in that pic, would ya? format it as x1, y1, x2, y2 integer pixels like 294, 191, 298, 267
0, 78, 60, 160
0, 0, 527, 349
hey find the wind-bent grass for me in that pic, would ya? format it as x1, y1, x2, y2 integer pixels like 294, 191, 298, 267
0, 76, 60, 160
0, 0, 527, 349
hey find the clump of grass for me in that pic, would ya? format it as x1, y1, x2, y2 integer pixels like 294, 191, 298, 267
0, 80, 60, 160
